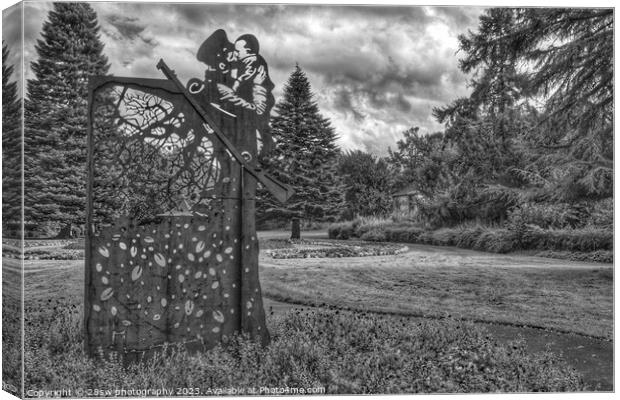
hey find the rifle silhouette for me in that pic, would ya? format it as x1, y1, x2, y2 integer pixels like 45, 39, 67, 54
156, 59, 294, 203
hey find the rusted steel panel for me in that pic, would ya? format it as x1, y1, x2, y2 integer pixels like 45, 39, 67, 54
85, 29, 282, 358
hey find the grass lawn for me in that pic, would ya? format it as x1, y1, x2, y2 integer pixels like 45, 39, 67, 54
259, 243, 613, 340
5, 237, 612, 393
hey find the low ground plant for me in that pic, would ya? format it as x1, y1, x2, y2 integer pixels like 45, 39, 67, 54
328, 217, 612, 258
24, 302, 586, 394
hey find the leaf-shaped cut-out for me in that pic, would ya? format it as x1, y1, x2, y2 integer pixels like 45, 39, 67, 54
100, 287, 114, 301
154, 253, 166, 267
213, 310, 225, 323
111, 306, 118, 316
216, 254, 223, 262
204, 250, 211, 258
224, 246, 233, 254
144, 236, 155, 244
95, 263, 102, 272
112, 234, 121, 241
185, 300, 194, 315
98, 246, 109, 258
119, 242, 127, 250
92, 304, 101, 312
130, 246, 137, 257
196, 241, 206, 253
131, 266, 142, 281
161, 298, 167, 307
198, 225, 206, 231
195, 309, 204, 317
153, 314, 161, 321
188, 253, 195, 261
211, 281, 219, 289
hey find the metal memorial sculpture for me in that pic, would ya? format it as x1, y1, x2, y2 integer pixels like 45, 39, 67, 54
85, 30, 292, 361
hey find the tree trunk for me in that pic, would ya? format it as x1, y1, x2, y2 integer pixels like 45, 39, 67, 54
290, 217, 301, 240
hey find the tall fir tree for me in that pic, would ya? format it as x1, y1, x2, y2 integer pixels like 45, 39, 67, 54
258, 65, 343, 224
2, 41, 22, 230
24, 3, 110, 232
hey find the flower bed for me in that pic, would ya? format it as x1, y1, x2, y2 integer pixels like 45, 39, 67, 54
266, 240, 408, 259
3, 247, 85, 260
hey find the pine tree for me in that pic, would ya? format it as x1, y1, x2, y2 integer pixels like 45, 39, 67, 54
338, 150, 394, 218
24, 3, 110, 233
258, 65, 343, 224
448, 8, 613, 201
2, 42, 22, 231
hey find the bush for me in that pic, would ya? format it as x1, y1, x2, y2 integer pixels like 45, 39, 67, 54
328, 220, 357, 240
507, 203, 587, 230
330, 217, 612, 255
24, 305, 587, 393
536, 250, 613, 264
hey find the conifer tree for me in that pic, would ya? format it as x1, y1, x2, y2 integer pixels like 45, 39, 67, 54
2, 42, 22, 230
24, 3, 110, 232
259, 65, 343, 224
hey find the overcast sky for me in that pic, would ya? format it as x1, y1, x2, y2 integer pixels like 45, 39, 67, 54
2, 1, 485, 155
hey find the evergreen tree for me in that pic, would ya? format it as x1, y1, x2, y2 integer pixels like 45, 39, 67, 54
2, 42, 22, 229
259, 65, 343, 224
24, 3, 110, 232
448, 8, 613, 201
338, 150, 394, 218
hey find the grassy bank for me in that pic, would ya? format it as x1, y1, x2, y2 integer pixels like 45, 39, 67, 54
328, 218, 613, 261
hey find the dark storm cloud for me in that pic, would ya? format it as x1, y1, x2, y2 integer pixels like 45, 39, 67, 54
17, 2, 485, 155
433, 7, 483, 31
333, 88, 366, 121
105, 15, 146, 40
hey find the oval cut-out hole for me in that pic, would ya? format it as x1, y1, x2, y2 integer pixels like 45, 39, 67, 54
213, 310, 225, 323
100, 288, 114, 301
185, 300, 194, 315
131, 266, 142, 281
98, 246, 109, 258
154, 253, 166, 267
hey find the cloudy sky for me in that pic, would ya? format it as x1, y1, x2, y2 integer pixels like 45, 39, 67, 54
2, 1, 485, 155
